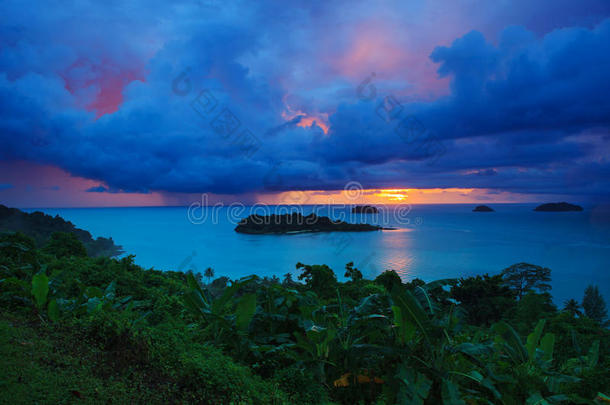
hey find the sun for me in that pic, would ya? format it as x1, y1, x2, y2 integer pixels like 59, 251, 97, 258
373, 189, 410, 201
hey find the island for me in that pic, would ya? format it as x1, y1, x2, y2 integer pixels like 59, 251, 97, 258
351, 205, 379, 214
0, 204, 123, 257
234, 213, 387, 234
473, 205, 494, 212
534, 202, 583, 212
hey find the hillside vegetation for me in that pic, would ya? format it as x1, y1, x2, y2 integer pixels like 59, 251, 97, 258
0, 222, 608, 403
0, 205, 123, 257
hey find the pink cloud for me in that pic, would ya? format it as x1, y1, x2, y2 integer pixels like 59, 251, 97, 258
62, 57, 146, 118
0, 161, 165, 207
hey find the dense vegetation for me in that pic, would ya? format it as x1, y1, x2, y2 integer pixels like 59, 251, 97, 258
1, 228, 608, 403
0, 204, 123, 257
534, 203, 584, 212
473, 205, 494, 212
351, 206, 379, 214
235, 213, 384, 234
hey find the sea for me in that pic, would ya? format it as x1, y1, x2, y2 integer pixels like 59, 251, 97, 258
29, 204, 610, 305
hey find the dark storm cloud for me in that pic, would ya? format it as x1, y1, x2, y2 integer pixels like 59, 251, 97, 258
0, 1, 609, 199
86, 186, 112, 193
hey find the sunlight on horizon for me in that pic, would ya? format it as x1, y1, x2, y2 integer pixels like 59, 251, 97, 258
255, 187, 532, 205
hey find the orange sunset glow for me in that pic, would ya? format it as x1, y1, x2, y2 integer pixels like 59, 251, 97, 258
281, 96, 330, 134
256, 187, 534, 205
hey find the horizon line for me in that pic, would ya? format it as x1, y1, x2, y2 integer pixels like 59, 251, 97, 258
13, 201, 588, 210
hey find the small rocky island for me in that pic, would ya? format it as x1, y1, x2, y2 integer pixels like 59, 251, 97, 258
473, 205, 494, 212
235, 213, 386, 234
351, 205, 379, 214
534, 202, 583, 212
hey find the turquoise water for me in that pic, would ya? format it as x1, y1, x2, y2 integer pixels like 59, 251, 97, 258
32, 204, 610, 304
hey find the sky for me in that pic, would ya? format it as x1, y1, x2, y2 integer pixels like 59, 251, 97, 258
1, 0, 609, 207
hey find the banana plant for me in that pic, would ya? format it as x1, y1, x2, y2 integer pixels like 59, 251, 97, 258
183, 272, 257, 346
55, 280, 136, 316
291, 290, 392, 390
389, 282, 497, 404
562, 340, 599, 376
490, 320, 589, 404
250, 283, 301, 346
330, 291, 393, 391
492, 319, 555, 367
31, 271, 59, 322
294, 320, 338, 384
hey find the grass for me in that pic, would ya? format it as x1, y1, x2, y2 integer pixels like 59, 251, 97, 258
0, 310, 147, 404
0, 308, 290, 404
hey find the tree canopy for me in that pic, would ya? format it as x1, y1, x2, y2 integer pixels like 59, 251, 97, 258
344, 262, 363, 282
582, 285, 608, 324
500, 262, 552, 299
374, 270, 402, 292
42, 232, 87, 258
450, 274, 515, 325
296, 262, 337, 298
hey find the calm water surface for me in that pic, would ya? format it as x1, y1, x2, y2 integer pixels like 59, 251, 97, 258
31, 204, 610, 304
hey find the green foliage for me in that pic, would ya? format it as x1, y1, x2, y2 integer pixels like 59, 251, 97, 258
47, 299, 59, 322
31, 273, 49, 309
236, 292, 257, 331
391, 284, 433, 345
374, 269, 402, 292
344, 261, 363, 282
42, 232, 88, 258
396, 367, 432, 404
296, 262, 337, 298
0, 232, 37, 262
489, 319, 593, 404
404, 277, 426, 290
178, 345, 288, 404
450, 274, 515, 325
501, 262, 552, 299
0, 215, 608, 405
183, 272, 258, 351
0, 205, 123, 257
0, 319, 140, 404
0, 232, 40, 282
25, 271, 59, 322
563, 298, 583, 317
274, 366, 329, 404
508, 292, 557, 333
582, 285, 608, 324
203, 266, 214, 283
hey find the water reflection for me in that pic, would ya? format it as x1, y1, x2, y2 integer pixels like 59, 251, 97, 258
354, 227, 417, 281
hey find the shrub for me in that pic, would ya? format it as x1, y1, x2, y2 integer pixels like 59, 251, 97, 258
582, 285, 608, 324
178, 345, 288, 404
450, 274, 515, 325
43, 232, 87, 258
274, 366, 328, 404
374, 270, 402, 292
296, 262, 338, 298
0, 232, 38, 276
